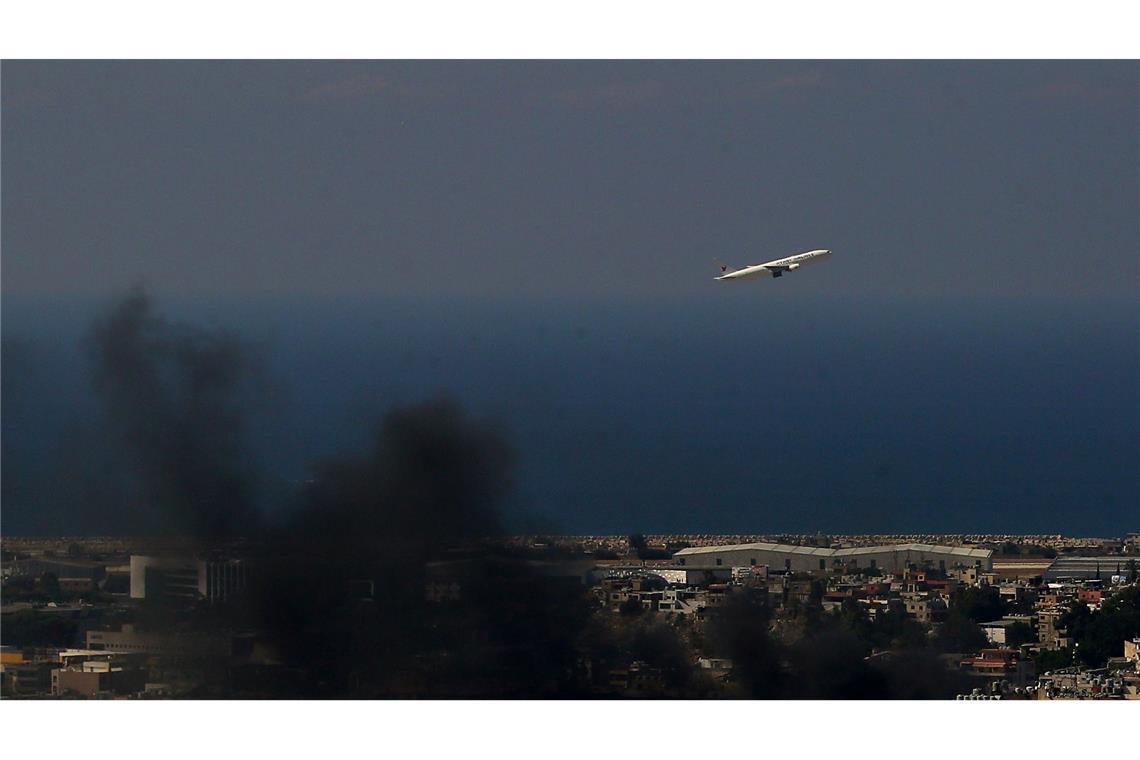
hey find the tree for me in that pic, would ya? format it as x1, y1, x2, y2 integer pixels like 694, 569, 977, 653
833, 599, 928, 654
629, 621, 693, 689
1035, 647, 1073, 672
704, 590, 784, 698
1071, 587, 1140, 667
934, 584, 1006, 653
1060, 599, 1092, 639
37, 572, 61, 599
618, 597, 643, 616
949, 586, 1007, 624
1, 609, 78, 647
1006, 621, 1036, 648
934, 613, 988, 653
627, 534, 647, 553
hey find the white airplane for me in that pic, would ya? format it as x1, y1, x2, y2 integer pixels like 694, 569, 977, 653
715, 248, 833, 281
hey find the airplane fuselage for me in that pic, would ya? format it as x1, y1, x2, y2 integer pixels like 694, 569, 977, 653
716, 248, 832, 280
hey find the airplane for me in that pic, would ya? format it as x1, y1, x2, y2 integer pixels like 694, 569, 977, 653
715, 248, 833, 281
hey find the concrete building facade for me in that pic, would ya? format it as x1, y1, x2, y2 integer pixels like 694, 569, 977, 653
86, 625, 230, 658
129, 555, 248, 603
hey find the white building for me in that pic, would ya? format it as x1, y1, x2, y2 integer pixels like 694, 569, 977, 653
653, 567, 733, 586
673, 542, 992, 574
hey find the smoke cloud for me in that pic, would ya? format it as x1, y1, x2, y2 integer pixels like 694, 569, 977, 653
86, 288, 262, 538
240, 397, 540, 696
284, 398, 511, 557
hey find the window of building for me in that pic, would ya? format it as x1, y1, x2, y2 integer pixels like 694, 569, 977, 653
870, 559, 877, 569
677, 558, 685, 565
750, 558, 757, 566
715, 558, 722, 566
819, 559, 826, 570
785, 559, 792, 570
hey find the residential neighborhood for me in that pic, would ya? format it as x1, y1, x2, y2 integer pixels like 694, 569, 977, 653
4, 533, 1138, 698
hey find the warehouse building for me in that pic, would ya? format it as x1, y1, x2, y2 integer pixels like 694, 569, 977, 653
1043, 556, 1138, 581
10, 558, 106, 585
672, 542, 992, 574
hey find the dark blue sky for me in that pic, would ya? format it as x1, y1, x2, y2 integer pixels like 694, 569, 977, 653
3, 61, 1137, 535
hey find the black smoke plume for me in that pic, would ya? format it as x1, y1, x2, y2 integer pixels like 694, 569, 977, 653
239, 398, 579, 697
75, 290, 595, 697
283, 399, 511, 560
86, 288, 262, 538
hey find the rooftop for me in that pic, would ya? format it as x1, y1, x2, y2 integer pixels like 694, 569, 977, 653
673, 542, 992, 559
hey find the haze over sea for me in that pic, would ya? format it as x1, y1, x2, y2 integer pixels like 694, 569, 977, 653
4, 290, 1135, 537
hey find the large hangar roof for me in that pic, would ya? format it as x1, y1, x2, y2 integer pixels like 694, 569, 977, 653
673, 542, 992, 560
673, 542, 831, 557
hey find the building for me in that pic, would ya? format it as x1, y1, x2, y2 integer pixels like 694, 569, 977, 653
1078, 588, 1103, 605
1124, 638, 1140, 664
86, 624, 231, 658
998, 582, 1038, 609
991, 558, 1054, 580
649, 587, 715, 615
766, 575, 817, 607
1034, 667, 1140, 700
586, 564, 730, 587
0, 648, 56, 696
731, 565, 769, 583
129, 555, 248, 604
959, 649, 1036, 688
673, 542, 992, 574
1036, 609, 1071, 650
1043, 556, 1132, 581
952, 566, 981, 585
51, 650, 147, 697
904, 596, 947, 624
10, 558, 107, 586
975, 619, 1039, 647
652, 567, 734, 586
